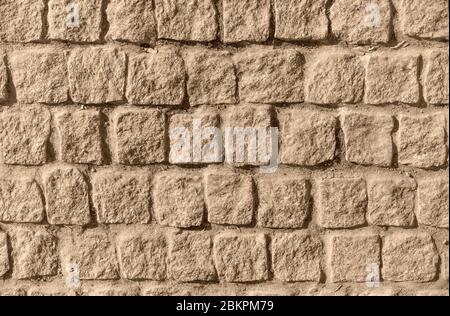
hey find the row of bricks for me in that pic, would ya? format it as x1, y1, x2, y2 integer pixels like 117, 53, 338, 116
0, 0, 448, 44
0, 166, 448, 228
1, 282, 448, 297
0, 227, 447, 283
0, 106, 448, 168
0, 47, 448, 106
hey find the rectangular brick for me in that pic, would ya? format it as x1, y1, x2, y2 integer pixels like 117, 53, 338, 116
153, 171, 204, 228
61, 229, 119, 280
365, 54, 420, 105
330, 0, 392, 44
0, 231, 9, 278
10, 49, 69, 104
11, 227, 58, 279
416, 176, 449, 228
317, 177, 367, 229
126, 49, 185, 105
167, 231, 216, 282
169, 109, 221, 164
117, 228, 166, 280
223, 0, 270, 43
205, 170, 254, 226
258, 175, 311, 228
234, 49, 304, 103
279, 109, 336, 166
382, 232, 439, 282
106, 0, 157, 43
92, 171, 151, 224
327, 232, 380, 282
0, 107, 50, 165
341, 111, 394, 167
42, 166, 91, 226
396, 0, 448, 40
155, 0, 217, 42
213, 233, 268, 282
0, 0, 44, 42
398, 113, 447, 168
272, 232, 322, 282
68, 48, 126, 104
185, 49, 236, 106
367, 176, 416, 227
113, 108, 166, 165
222, 105, 272, 166
274, 0, 328, 41
55, 110, 104, 165
423, 50, 449, 105
48, 0, 103, 42
306, 53, 364, 104
0, 177, 44, 223
84, 285, 140, 297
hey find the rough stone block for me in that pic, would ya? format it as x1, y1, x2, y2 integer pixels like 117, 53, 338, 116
0, 232, 9, 277
0, 0, 44, 42
416, 176, 449, 228
424, 50, 449, 105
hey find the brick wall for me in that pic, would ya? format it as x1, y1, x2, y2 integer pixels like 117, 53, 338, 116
0, 0, 448, 296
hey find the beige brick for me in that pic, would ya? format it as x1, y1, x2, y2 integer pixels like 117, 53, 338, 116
106, 0, 157, 43
327, 233, 380, 282
68, 48, 126, 104
153, 171, 204, 228
0, 55, 7, 102
117, 229, 166, 280
258, 176, 311, 228
306, 53, 364, 104
10, 50, 68, 104
0, 0, 44, 42
61, 230, 119, 280
0, 288, 26, 297
367, 176, 416, 227
272, 232, 322, 282
155, 0, 217, 41
279, 109, 336, 166
235, 50, 304, 103
86, 285, 140, 297
205, 170, 253, 226
341, 111, 394, 166
222, 105, 272, 166
330, 0, 392, 44
365, 54, 420, 105
28, 285, 75, 296
415, 289, 449, 297
0, 177, 44, 223
0, 107, 50, 165
213, 233, 268, 282
0, 232, 9, 278
92, 171, 151, 224
113, 109, 166, 165
396, 0, 448, 40
417, 176, 449, 228
168, 231, 216, 282
11, 227, 58, 279
442, 247, 449, 281
169, 109, 221, 164
48, 0, 102, 42
56, 110, 103, 165
223, 0, 270, 43
317, 178, 367, 229
398, 114, 447, 168
274, 0, 328, 41
185, 50, 236, 106
382, 232, 439, 282
127, 49, 185, 105
424, 50, 449, 105
42, 166, 91, 226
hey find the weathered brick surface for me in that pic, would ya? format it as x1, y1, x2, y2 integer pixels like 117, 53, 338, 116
10, 50, 69, 104
0, 1, 447, 297
48, 0, 103, 43
398, 114, 448, 168
382, 232, 439, 282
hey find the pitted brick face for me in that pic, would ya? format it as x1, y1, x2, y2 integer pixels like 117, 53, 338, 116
0, 0, 448, 297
